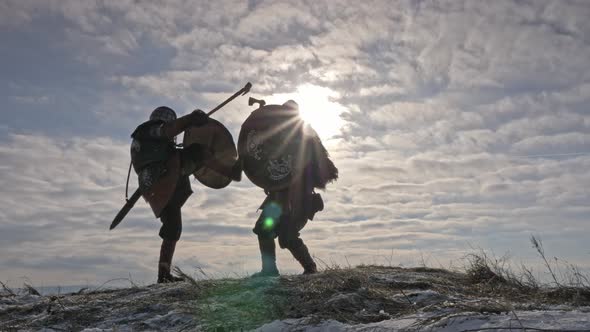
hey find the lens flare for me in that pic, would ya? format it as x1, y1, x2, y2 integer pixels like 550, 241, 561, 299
261, 202, 282, 231
263, 217, 275, 230
265, 202, 282, 219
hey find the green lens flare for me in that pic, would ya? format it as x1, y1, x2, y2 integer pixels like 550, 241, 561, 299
263, 217, 275, 229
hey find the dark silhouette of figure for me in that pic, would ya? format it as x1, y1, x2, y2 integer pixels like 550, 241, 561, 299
131, 106, 240, 283
252, 101, 338, 277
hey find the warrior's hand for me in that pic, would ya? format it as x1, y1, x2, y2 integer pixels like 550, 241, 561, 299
190, 109, 209, 126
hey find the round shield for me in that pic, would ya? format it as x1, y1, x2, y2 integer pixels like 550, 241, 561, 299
183, 118, 238, 189
238, 104, 311, 191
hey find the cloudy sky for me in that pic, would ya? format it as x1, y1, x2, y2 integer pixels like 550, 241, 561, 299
1, 0, 589, 287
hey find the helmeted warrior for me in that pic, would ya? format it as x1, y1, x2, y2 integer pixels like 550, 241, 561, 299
244, 100, 339, 276
131, 106, 241, 283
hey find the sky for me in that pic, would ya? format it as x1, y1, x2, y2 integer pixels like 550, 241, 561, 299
1, 0, 589, 288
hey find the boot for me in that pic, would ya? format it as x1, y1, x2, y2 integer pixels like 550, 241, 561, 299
288, 243, 317, 275
157, 239, 184, 283
251, 237, 279, 278
158, 263, 184, 283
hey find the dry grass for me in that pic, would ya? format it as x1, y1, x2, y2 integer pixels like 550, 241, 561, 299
0, 281, 16, 297
464, 236, 590, 306
277, 266, 414, 323
2, 237, 589, 330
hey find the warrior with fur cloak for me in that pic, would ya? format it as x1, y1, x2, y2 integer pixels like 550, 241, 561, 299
250, 100, 339, 276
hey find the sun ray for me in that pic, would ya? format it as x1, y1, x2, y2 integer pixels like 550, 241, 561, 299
266, 84, 346, 140
271, 117, 304, 157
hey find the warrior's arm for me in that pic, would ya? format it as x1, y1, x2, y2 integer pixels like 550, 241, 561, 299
160, 110, 208, 140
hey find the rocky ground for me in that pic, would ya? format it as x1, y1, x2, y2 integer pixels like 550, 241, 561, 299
1, 265, 590, 331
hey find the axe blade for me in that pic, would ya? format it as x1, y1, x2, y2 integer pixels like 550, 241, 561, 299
242, 82, 252, 95
248, 97, 266, 108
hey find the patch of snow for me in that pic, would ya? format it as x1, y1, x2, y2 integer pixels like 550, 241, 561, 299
391, 289, 447, 306
141, 309, 194, 330
258, 309, 590, 331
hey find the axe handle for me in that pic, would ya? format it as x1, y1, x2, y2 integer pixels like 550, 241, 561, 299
207, 82, 252, 116
110, 188, 142, 230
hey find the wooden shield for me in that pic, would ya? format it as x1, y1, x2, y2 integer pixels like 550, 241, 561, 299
238, 104, 311, 191
183, 118, 237, 189
143, 152, 181, 218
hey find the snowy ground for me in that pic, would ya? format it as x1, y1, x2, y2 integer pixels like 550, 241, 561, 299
258, 307, 590, 331
1, 266, 589, 331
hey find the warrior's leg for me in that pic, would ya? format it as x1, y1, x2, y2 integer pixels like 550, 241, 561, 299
180, 144, 207, 176
181, 143, 241, 181
157, 206, 184, 283
280, 182, 317, 274
204, 157, 242, 181
278, 222, 317, 275
251, 235, 279, 277
251, 194, 281, 277
283, 236, 317, 275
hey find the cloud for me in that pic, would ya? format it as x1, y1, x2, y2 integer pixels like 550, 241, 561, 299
236, 2, 322, 46
511, 133, 590, 156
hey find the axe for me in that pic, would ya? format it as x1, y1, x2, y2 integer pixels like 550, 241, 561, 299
248, 97, 266, 108
207, 82, 252, 116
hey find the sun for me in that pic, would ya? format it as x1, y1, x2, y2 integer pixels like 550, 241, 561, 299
266, 84, 346, 140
